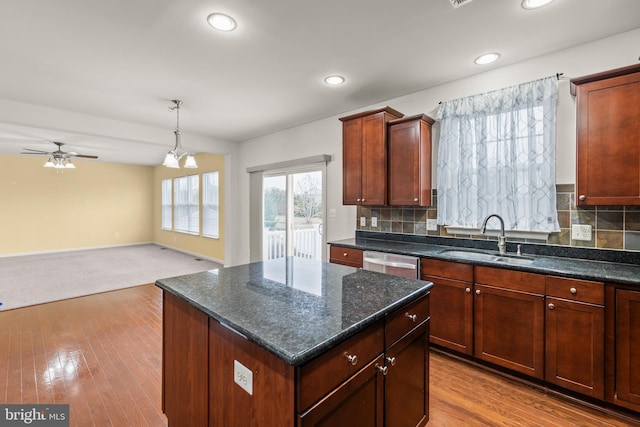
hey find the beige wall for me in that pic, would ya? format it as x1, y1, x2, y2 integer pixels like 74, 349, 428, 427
152, 153, 225, 263
0, 154, 154, 255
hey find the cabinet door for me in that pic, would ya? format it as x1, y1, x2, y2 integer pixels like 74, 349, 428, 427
342, 118, 363, 205
474, 284, 545, 379
615, 289, 640, 410
575, 69, 640, 205
388, 116, 432, 206
298, 355, 384, 427
424, 275, 473, 355
385, 322, 429, 427
545, 297, 604, 399
361, 112, 387, 205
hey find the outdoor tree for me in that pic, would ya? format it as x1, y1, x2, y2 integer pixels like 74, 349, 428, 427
264, 187, 286, 227
294, 173, 322, 224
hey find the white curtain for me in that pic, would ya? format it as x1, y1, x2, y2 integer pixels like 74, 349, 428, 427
436, 76, 559, 232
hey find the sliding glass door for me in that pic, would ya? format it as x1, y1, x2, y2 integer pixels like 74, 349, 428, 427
262, 168, 324, 261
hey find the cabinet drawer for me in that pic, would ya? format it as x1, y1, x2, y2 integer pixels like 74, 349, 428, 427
475, 266, 545, 295
329, 246, 363, 268
385, 295, 429, 347
546, 276, 604, 305
297, 320, 384, 412
421, 258, 473, 282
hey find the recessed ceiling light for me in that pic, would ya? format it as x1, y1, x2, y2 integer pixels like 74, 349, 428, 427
207, 13, 237, 31
324, 75, 345, 85
474, 53, 500, 65
521, 0, 555, 10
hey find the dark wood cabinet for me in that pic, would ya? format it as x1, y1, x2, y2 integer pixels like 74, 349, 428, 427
611, 288, 640, 412
474, 267, 546, 379
163, 289, 429, 427
162, 291, 209, 427
340, 107, 403, 205
421, 258, 474, 355
571, 64, 640, 206
329, 245, 363, 268
388, 114, 434, 206
545, 276, 605, 399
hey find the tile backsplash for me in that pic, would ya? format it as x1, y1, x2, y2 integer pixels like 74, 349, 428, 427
356, 184, 640, 252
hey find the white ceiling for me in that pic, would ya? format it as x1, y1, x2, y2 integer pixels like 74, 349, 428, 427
0, 0, 639, 165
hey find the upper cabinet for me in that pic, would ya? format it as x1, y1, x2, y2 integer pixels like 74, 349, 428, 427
571, 64, 640, 206
340, 107, 403, 205
388, 114, 435, 206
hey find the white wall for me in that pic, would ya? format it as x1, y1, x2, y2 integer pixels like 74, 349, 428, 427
228, 29, 640, 266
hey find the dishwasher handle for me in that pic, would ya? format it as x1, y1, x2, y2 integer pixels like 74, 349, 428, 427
363, 256, 417, 270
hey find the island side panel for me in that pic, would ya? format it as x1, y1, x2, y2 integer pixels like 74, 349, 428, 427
162, 291, 209, 427
209, 319, 296, 427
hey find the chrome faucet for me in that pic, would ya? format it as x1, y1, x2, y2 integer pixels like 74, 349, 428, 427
480, 214, 506, 255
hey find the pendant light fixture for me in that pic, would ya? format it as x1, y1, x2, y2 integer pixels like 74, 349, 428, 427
163, 100, 197, 169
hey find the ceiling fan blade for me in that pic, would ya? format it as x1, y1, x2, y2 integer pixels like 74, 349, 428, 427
74, 154, 99, 159
21, 148, 51, 153
20, 151, 50, 155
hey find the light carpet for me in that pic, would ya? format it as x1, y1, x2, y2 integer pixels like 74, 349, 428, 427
0, 244, 222, 311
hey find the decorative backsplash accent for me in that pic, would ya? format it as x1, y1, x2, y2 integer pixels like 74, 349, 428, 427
356, 184, 640, 252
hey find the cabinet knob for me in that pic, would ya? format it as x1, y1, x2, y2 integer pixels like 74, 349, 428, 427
465, 287, 471, 293
343, 252, 348, 257
579, 195, 586, 201
375, 363, 388, 376
405, 313, 418, 323
475, 289, 481, 295
361, 198, 366, 202
548, 303, 555, 310
386, 356, 397, 366
344, 352, 358, 366
356, 198, 361, 202
414, 198, 419, 202
570, 287, 577, 295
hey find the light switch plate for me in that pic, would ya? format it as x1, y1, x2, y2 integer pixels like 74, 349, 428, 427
571, 224, 592, 241
427, 219, 438, 231
360, 217, 366, 227
234, 360, 253, 395
329, 209, 336, 218
371, 217, 378, 227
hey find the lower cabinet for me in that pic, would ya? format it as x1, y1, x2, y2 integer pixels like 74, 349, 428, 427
329, 245, 364, 268
163, 290, 430, 427
610, 288, 640, 412
421, 259, 473, 355
545, 276, 605, 399
474, 266, 546, 379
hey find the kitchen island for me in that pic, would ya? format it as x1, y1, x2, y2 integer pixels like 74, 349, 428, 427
156, 257, 432, 427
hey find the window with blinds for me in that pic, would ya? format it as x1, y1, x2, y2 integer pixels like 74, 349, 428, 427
161, 179, 172, 230
202, 171, 219, 238
173, 174, 199, 234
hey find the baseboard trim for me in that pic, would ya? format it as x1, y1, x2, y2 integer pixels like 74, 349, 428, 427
0, 242, 153, 259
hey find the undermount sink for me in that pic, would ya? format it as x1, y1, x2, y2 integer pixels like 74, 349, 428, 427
439, 249, 535, 265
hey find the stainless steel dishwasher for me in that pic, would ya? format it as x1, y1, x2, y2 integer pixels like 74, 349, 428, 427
362, 251, 420, 279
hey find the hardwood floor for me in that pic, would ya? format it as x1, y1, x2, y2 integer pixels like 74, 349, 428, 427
1, 284, 638, 426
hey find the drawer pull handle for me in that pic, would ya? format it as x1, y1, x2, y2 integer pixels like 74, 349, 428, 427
548, 303, 555, 310
376, 363, 388, 376
570, 287, 577, 295
465, 287, 471, 293
344, 352, 358, 366
405, 313, 418, 323
343, 252, 348, 257
386, 356, 397, 366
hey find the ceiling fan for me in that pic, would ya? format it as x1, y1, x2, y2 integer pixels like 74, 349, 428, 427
21, 141, 98, 169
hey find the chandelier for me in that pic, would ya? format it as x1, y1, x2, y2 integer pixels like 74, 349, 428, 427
163, 100, 197, 169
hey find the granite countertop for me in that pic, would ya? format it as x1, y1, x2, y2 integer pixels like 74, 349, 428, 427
330, 236, 640, 286
155, 257, 432, 366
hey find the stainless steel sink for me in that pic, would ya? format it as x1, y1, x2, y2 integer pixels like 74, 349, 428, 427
493, 255, 535, 265
439, 249, 535, 265
439, 250, 496, 262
